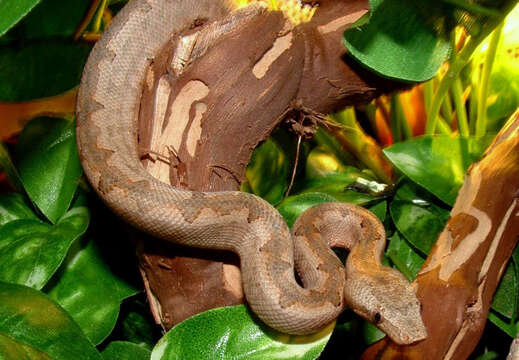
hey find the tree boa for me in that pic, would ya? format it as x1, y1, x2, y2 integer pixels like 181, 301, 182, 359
76, 0, 427, 344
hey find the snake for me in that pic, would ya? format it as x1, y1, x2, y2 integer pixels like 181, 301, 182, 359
75, 0, 427, 344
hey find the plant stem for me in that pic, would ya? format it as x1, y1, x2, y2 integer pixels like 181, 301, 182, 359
437, 116, 453, 135
452, 78, 470, 136
425, 36, 480, 134
475, 23, 503, 137
425, 0, 516, 135
390, 95, 402, 142
440, 0, 501, 17
92, 0, 108, 32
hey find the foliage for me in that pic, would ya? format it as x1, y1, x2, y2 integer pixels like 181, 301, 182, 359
0, 0, 517, 359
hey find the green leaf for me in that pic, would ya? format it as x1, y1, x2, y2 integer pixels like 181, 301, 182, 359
488, 311, 517, 338
390, 199, 449, 255
277, 192, 338, 228
0, 142, 24, 193
0, 282, 101, 360
386, 232, 425, 281
0, 193, 38, 226
15, 0, 91, 40
46, 237, 140, 345
473, 351, 499, 360
367, 201, 387, 222
0, 0, 42, 37
17, 117, 83, 223
0, 42, 91, 101
491, 262, 516, 319
383, 135, 492, 206
0, 206, 89, 289
102, 342, 151, 360
305, 146, 351, 179
295, 172, 381, 205
343, 0, 451, 82
246, 139, 288, 206
150, 305, 333, 360
117, 299, 159, 350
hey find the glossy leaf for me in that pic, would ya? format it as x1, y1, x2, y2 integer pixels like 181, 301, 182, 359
0, 0, 41, 36
0, 192, 38, 226
17, 117, 83, 223
491, 262, 516, 319
246, 138, 288, 206
102, 342, 150, 360
390, 199, 449, 255
277, 192, 338, 228
0, 42, 90, 101
368, 201, 387, 222
46, 238, 140, 345
16, 0, 91, 40
0, 282, 101, 360
384, 135, 492, 206
151, 305, 333, 360
295, 172, 381, 205
0, 142, 24, 193
117, 299, 160, 350
305, 146, 351, 179
488, 311, 518, 338
0, 207, 89, 289
343, 0, 451, 81
386, 232, 424, 281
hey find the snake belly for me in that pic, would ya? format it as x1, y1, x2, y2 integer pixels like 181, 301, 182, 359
76, 0, 426, 343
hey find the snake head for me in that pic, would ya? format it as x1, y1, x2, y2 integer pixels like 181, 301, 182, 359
344, 269, 427, 345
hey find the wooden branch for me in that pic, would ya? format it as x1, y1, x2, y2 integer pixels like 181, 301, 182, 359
362, 109, 519, 359
132, 0, 408, 330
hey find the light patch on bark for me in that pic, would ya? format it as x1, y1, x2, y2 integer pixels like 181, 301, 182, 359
317, 10, 367, 34
145, 67, 155, 91
185, 102, 207, 157
223, 263, 244, 299
148, 76, 173, 183
170, 33, 198, 76
479, 199, 518, 281
420, 167, 493, 280
252, 32, 293, 79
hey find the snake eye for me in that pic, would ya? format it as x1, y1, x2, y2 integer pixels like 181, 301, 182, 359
373, 312, 382, 324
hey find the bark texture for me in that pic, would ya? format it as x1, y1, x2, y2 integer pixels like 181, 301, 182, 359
133, 0, 405, 329
362, 109, 519, 359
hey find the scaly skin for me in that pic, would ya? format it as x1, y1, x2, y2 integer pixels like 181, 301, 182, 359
76, 0, 426, 343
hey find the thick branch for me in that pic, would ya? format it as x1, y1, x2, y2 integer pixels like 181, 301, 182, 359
133, 0, 406, 330
362, 109, 519, 359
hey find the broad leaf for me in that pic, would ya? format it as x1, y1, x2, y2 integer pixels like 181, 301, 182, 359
277, 192, 338, 228
0, 192, 38, 226
0, 207, 89, 289
390, 200, 449, 255
246, 138, 288, 206
0, 42, 90, 101
491, 262, 517, 319
102, 341, 150, 360
384, 135, 492, 206
47, 238, 140, 345
0, 0, 42, 37
0, 282, 101, 360
343, 0, 451, 81
17, 117, 83, 223
16, 0, 91, 40
151, 305, 333, 360
386, 232, 424, 281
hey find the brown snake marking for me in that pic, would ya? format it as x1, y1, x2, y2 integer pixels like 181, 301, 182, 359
76, 0, 427, 343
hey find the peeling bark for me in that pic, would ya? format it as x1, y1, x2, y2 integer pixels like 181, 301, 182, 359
134, 0, 405, 330
362, 109, 519, 359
